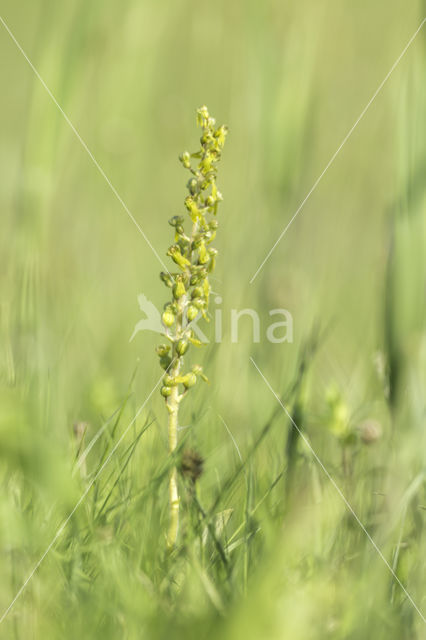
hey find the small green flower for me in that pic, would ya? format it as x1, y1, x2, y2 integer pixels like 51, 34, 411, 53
184, 196, 201, 221
163, 374, 177, 387
167, 244, 191, 270
162, 308, 175, 327
168, 215, 185, 227
187, 178, 198, 195
182, 372, 197, 389
179, 151, 191, 168
191, 286, 204, 299
172, 275, 186, 300
192, 364, 208, 381
160, 271, 174, 288
187, 305, 198, 322
176, 339, 189, 356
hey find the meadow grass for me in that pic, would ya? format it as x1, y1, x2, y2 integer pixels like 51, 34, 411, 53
0, 1, 425, 638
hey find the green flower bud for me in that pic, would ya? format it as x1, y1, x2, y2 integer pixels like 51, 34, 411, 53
192, 364, 208, 382
187, 305, 198, 322
182, 373, 197, 389
160, 271, 174, 288
206, 195, 215, 207
163, 374, 176, 387
214, 125, 228, 148
177, 238, 190, 254
209, 220, 219, 231
179, 151, 191, 168
190, 264, 207, 278
169, 215, 185, 227
176, 339, 189, 356
192, 297, 205, 310
199, 154, 213, 175
159, 355, 172, 370
173, 279, 186, 299
198, 241, 209, 264
187, 178, 198, 195
157, 346, 172, 369
184, 196, 200, 220
191, 286, 203, 299
161, 386, 172, 397
200, 132, 214, 148
197, 105, 209, 127
203, 279, 210, 299
188, 333, 202, 347
156, 344, 170, 357
190, 270, 208, 286
162, 309, 175, 327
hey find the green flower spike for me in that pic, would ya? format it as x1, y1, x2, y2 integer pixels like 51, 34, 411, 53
156, 106, 227, 549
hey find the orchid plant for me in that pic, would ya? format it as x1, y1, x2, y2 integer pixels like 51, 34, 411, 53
156, 106, 228, 547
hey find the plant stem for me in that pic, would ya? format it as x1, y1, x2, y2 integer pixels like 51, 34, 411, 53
166, 297, 185, 548
166, 377, 180, 548
166, 219, 198, 548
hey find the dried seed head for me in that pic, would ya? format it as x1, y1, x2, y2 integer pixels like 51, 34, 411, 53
358, 420, 382, 445
73, 421, 88, 442
180, 448, 204, 483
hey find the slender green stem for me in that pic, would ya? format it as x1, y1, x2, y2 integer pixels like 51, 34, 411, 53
166, 378, 180, 548
166, 302, 184, 548
166, 223, 196, 547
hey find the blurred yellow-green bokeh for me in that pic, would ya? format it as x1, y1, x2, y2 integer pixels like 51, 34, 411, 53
0, 1, 425, 638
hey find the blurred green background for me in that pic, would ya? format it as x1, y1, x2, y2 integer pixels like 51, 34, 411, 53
0, 1, 425, 638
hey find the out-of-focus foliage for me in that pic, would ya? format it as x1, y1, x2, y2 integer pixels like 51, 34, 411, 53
0, 1, 425, 638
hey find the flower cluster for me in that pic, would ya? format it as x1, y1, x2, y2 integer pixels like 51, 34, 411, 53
157, 105, 228, 402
